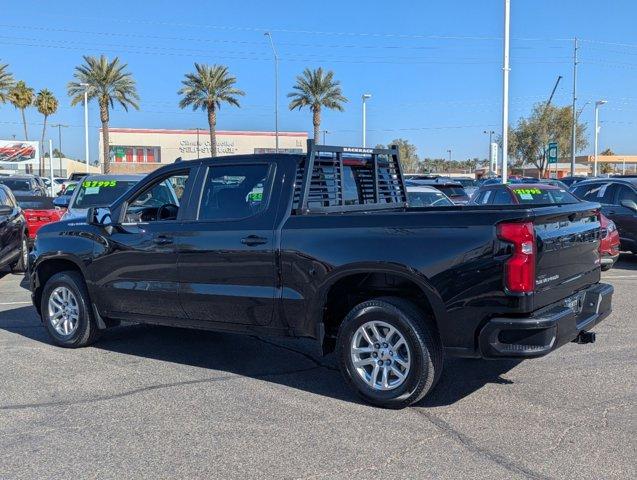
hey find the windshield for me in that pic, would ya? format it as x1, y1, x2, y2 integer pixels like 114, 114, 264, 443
408, 191, 454, 207
435, 185, 467, 197
456, 179, 476, 188
72, 180, 138, 209
510, 187, 579, 205
15, 196, 55, 210
0, 178, 33, 191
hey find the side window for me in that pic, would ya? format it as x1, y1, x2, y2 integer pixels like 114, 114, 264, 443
616, 185, 637, 204
492, 189, 512, 204
473, 191, 485, 204
124, 171, 191, 223
0, 189, 9, 206
198, 164, 272, 221
573, 183, 615, 204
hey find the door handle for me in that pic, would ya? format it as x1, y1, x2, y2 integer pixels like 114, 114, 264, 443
153, 235, 173, 245
241, 235, 268, 246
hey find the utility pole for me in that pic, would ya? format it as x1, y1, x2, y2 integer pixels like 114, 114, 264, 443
321, 130, 330, 144
501, 0, 511, 183
264, 32, 279, 153
570, 37, 578, 176
447, 149, 452, 162
51, 124, 68, 177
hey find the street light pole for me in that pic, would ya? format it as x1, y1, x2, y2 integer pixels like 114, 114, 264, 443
484, 130, 494, 174
594, 100, 607, 177
447, 149, 452, 162
51, 124, 68, 177
196, 128, 200, 159
322, 130, 329, 144
501, 0, 511, 183
362, 94, 372, 147
80, 83, 90, 174
264, 32, 279, 153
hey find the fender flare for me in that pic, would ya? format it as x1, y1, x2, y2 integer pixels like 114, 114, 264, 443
308, 262, 447, 340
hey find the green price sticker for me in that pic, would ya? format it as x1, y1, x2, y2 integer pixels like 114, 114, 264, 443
83, 180, 117, 188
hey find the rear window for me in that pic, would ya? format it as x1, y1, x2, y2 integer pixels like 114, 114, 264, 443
0, 178, 33, 191
72, 180, 138, 208
407, 191, 454, 207
435, 185, 467, 197
510, 187, 579, 205
15, 196, 55, 210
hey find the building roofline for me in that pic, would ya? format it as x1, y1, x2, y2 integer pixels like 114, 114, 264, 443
103, 127, 308, 137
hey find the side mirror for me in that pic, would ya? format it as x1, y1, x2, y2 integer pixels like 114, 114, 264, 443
620, 199, 637, 213
87, 206, 113, 226
53, 196, 70, 208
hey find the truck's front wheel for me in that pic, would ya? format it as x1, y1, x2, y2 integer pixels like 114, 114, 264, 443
336, 297, 443, 409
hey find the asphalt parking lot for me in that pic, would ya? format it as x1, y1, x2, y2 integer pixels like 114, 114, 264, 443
0, 261, 635, 480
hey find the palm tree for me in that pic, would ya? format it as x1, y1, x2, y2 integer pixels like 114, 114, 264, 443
178, 63, 245, 157
0, 62, 15, 104
34, 89, 59, 175
8, 80, 35, 140
68, 55, 139, 174
287, 67, 348, 143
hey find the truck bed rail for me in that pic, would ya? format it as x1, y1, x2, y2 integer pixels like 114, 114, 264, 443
294, 140, 408, 214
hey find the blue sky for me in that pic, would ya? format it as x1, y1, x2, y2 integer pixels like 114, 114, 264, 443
0, 0, 636, 162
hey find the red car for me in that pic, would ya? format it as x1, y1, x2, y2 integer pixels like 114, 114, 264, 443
0, 142, 36, 162
14, 196, 65, 243
599, 213, 620, 271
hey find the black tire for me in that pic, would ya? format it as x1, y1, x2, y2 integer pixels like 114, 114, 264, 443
9, 233, 28, 273
40, 271, 101, 348
336, 296, 443, 409
601, 264, 612, 272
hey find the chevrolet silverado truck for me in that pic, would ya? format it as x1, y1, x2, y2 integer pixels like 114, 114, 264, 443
29, 142, 613, 408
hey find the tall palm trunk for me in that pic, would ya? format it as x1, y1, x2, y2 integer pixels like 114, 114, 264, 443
20, 108, 28, 140
100, 99, 110, 174
207, 106, 217, 157
312, 106, 321, 144
39, 115, 48, 176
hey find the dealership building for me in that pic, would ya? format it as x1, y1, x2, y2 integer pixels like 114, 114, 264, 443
100, 128, 308, 173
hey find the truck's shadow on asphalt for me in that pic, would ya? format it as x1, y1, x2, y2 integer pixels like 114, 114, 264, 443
0, 304, 520, 408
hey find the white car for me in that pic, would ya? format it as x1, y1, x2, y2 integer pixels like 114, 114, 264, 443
406, 185, 455, 207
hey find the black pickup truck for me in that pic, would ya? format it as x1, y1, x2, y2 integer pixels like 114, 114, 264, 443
29, 143, 613, 408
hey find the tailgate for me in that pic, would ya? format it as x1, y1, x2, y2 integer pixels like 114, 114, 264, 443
532, 202, 601, 309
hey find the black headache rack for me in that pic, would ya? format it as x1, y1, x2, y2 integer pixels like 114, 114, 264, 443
293, 140, 408, 214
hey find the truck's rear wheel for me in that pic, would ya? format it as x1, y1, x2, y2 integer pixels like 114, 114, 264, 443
9, 234, 28, 273
336, 297, 443, 409
41, 271, 101, 348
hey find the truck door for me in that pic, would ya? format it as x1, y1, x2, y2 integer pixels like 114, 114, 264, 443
90, 169, 195, 320
177, 162, 277, 326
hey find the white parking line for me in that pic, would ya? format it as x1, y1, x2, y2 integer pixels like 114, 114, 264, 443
0, 301, 31, 305
602, 275, 637, 279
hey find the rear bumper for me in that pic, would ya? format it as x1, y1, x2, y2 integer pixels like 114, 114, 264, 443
478, 283, 613, 358
600, 253, 619, 266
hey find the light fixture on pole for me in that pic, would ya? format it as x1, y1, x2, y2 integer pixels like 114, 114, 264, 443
264, 32, 279, 153
362, 94, 372, 147
80, 82, 90, 173
594, 100, 607, 177
501, 0, 511, 183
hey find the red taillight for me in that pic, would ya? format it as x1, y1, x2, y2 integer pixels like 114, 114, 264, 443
497, 221, 536, 293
